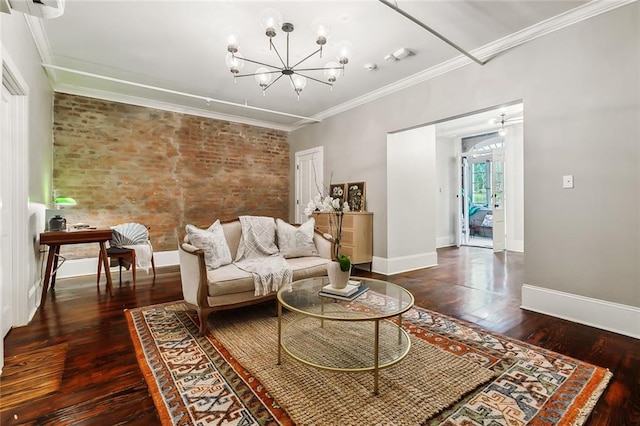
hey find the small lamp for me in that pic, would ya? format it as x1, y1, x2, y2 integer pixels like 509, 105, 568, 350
49, 197, 77, 231
54, 197, 77, 208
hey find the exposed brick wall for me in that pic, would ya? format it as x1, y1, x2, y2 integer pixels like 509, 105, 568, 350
53, 94, 289, 259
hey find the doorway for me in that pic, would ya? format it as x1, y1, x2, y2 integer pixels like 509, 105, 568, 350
459, 136, 505, 249
435, 103, 524, 253
294, 147, 323, 224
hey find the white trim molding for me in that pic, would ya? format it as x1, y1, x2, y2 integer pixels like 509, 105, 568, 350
2, 47, 31, 328
56, 250, 179, 279
521, 284, 640, 339
507, 239, 524, 253
27, 202, 46, 320
22, 0, 634, 133
372, 252, 438, 276
53, 84, 295, 132
305, 0, 636, 127
436, 236, 456, 249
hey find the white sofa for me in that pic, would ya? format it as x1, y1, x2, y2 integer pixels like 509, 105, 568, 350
178, 217, 332, 334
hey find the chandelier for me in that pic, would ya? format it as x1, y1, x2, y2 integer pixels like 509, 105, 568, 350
496, 113, 507, 137
488, 112, 523, 137
225, 9, 350, 100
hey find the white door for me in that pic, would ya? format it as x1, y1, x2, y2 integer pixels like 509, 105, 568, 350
295, 147, 323, 223
492, 148, 506, 252
456, 155, 468, 247
1, 85, 14, 352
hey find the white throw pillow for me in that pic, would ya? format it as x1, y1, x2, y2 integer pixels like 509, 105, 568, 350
276, 218, 319, 258
481, 214, 493, 227
186, 221, 232, 270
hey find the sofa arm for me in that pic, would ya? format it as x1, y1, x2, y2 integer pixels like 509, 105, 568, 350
178, 242, 209, 308
313, 232, 332, 259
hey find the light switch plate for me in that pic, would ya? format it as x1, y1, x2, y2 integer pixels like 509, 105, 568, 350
563, 175, 574, 189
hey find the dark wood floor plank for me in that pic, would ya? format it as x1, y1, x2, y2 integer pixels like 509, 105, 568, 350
0, 343, 68, 411
1, 247, 638, 425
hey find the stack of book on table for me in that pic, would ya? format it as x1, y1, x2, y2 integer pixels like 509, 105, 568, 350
319, 279, 369, 301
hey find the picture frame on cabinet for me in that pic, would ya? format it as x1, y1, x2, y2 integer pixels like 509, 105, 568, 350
347, 182, 366, 212
329, 183, 347, 205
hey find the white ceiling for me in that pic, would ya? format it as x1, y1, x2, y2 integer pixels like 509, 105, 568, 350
19, 0, 620, 131
436, 102, 523, 138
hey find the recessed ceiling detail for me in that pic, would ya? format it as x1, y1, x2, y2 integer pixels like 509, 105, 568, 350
21, 0, 622, 131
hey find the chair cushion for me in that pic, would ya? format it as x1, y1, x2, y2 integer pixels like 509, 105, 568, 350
207, 264, 255, 296
206, 256, 330, 297
106, 247, 133, 255
289, 257, 330, 281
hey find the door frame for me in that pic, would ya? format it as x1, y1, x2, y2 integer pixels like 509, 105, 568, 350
491, 147, 506, 252
1, 48, 31, 342
456, 154, 470, 247
294, 146, 323, 223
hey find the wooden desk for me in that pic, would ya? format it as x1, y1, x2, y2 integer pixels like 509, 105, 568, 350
40, 229, 113, 307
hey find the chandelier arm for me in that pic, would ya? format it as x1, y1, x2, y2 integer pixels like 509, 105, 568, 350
235, 69, 285, 78
295, 65, 344, 72
237, 56, 282, 70
287, 74, 298, 94
290, 47, 323, 69
263, 73, 286, 91
294, 72, 333, 87
269, 38, 288, 69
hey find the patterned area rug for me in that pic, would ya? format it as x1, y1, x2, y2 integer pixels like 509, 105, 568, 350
126, 292, 611, 425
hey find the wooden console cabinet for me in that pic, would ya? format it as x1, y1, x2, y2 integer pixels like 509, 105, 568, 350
312, 212, 373, 265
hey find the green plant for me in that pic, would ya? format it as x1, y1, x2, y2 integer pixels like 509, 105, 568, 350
337, 254, 351, 272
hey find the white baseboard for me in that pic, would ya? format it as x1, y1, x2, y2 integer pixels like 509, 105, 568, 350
507, 239, 524, 252
28, 281, 39, 322
436, 236, 455, 248
56, 250, 179, 279
372, 252, 438, 276
521, 284, 640, 339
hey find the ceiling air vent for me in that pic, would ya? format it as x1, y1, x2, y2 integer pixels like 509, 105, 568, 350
8, 0, 65, 19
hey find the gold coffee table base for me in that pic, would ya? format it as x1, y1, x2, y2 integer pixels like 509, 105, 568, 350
277, 277, 414, 395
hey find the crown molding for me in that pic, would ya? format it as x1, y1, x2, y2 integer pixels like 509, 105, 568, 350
54, 83, 296, 132
25, 0, 635, 132
308, 0, 636, 124
471, 0, 637, 61
22, 14, 58, 82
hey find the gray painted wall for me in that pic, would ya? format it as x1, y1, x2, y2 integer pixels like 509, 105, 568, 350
435, 135, 456, 248
3, 11, 55, 324
289, 4, 639, 307
2, 13, 54, 205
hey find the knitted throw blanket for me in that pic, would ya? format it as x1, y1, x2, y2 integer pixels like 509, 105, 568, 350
233, 216, 292, 296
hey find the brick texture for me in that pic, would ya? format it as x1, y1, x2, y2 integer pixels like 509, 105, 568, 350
53, 94, 289, 259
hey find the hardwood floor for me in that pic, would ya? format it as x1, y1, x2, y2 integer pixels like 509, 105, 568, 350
1, 246, 638, 425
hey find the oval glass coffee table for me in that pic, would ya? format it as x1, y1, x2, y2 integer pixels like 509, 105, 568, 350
277, 276, 414, 394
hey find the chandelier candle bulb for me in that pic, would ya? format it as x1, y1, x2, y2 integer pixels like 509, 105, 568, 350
226, 34, 240, 53
336, 40, 352, 65
312, 19, 331, 52
254, 67, 272, 90
324, 61, 340, 83
259, 8, 283, 38
225, 52, 244, 74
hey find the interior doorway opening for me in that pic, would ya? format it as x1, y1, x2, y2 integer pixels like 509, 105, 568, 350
459, 134, 504, 249
435, 102, 523, 253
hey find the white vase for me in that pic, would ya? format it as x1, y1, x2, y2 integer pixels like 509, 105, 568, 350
327, 261, 350, 289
